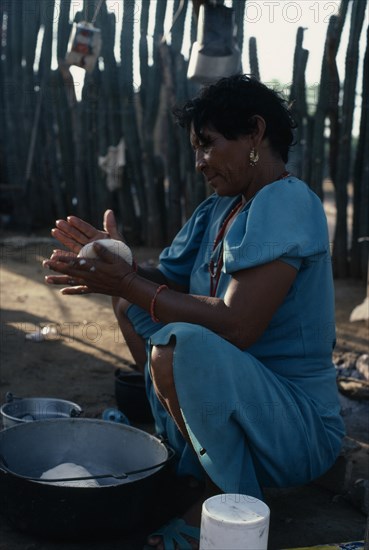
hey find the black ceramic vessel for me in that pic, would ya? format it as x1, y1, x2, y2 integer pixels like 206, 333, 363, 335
114, 369, 153, 423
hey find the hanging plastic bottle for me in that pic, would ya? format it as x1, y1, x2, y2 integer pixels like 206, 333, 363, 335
65, 21, 102, 73
65, 0, 105, 73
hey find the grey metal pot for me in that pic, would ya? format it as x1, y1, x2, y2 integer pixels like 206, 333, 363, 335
0, 418, 173, 539
0, 393, 82, 429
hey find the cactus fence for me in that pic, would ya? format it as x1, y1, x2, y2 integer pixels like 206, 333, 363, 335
0, 0, 368, 279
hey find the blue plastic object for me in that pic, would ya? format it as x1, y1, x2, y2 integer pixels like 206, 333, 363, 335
102, 408, 130, 425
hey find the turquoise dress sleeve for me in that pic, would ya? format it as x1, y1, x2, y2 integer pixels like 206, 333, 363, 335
158, 194, 217, 287
223, 177, 331, 273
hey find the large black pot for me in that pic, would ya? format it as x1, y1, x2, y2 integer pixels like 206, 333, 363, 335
0, 418, 173, 540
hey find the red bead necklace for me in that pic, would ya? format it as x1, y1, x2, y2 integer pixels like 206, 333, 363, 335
209, 199, 244, 297
209, 171, 291, 297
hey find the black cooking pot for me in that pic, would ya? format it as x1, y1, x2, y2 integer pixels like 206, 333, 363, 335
115, 369, 153, 423
0, 418, 173, 540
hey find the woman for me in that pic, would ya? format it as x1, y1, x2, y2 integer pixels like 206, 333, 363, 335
44, 74, 345, 549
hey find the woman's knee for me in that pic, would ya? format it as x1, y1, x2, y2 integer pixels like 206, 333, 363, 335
151, 342, 175, 392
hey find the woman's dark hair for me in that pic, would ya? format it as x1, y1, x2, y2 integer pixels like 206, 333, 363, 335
173, 74, 297, 163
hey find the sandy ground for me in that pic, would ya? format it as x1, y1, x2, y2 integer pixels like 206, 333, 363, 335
0, 237, 368, 549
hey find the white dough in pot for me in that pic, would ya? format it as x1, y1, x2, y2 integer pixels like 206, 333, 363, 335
40, 462, 100, 487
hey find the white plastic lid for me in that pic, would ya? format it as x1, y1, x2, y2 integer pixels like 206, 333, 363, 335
202, 494, 270, 526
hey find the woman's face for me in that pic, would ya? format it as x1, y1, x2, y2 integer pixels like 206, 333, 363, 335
190, 125, 252, 197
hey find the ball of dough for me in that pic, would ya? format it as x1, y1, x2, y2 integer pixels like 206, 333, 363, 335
78, 239, 133, 265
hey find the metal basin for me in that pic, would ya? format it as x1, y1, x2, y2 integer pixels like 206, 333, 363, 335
0, 394, 82, 429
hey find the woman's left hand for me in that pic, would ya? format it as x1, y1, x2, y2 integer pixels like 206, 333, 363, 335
43, 241, 136, 297
51, 209, 123, 255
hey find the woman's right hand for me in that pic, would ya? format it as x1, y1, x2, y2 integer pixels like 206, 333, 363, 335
51, 209, 123, 255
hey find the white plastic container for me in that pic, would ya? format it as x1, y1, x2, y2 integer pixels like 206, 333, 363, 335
200, 494, 270, 550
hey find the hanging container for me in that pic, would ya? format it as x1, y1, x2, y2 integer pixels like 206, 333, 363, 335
65, 21, 102, 73
187, 4, 242, 84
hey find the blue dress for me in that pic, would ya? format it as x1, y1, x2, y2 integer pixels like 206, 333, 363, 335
127, 176, 345, 499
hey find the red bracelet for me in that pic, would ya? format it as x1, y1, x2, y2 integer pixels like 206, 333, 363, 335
132, 259, 138, 272
150, 284, 168, 323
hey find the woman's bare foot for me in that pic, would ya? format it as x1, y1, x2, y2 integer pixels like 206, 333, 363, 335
146, 498, 203, 550
146, 476, 221, 549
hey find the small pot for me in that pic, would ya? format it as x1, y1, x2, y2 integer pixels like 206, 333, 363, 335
0, 418, 173, 539
0, 393, 82, 429
115, 369, 153, 423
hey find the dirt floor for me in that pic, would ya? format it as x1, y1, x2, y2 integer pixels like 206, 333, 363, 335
0, 236, 368, 549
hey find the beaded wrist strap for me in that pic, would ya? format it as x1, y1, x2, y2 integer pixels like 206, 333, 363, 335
150, 284, 168, 323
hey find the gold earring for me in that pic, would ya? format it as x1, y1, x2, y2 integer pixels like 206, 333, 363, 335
249, 148, 259, 167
